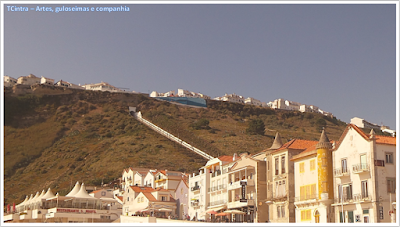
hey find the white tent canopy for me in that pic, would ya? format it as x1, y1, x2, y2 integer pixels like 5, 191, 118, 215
73, 183, 97, 199
41, 188, 55, 200
66, 181, 80, 197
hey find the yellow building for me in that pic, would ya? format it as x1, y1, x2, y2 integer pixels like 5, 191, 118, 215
291, 130, 335, 223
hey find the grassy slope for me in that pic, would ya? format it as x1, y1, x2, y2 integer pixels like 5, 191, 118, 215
5, 90, 389, 205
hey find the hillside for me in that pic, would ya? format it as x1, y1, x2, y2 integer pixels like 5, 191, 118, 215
4, 86, 387, 206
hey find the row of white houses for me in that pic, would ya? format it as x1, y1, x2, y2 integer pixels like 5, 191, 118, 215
3, 74, 129, 93
4, 124, 396, 223
186, 124, 396, 223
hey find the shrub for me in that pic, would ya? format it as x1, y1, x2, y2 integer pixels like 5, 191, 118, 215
246, 119, 265, 135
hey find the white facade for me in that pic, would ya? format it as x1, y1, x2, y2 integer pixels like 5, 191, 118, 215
40, 76, 54, 85
188, 168, 209, 221
81, 81, 125, 92
244, 97, 262, 106
4, 76, 17, 87
331, 124, 396, 223
17, 74, 41, 85
55, 80, 84, 89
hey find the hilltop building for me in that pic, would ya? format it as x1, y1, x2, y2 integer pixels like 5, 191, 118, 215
81, 82, 127, 93
3, 75, 17, 87
55, 80, 84, 89
267, 98, 333, 118
213, 93, 245, 104
17, 74, 41, 85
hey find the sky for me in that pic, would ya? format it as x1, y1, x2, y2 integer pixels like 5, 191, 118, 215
2, 2, 398, 129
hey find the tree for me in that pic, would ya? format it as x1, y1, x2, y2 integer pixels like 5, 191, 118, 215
246, 119, 265, 135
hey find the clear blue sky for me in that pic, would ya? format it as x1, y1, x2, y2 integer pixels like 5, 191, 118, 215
3, 3, 397, 129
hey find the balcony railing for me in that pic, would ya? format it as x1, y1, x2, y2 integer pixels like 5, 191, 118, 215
191, 200, 200, 207
208, 184, 227, 192
208, 199, 227, 207
272, 190, 287, 200
334, 196, 354, 204
353, 193, 371, 202
211, 170, 222, 178
334, 168, 350, 177
191, 185, 200, 192
352, 163, 369, 173
295, 193, 318, 202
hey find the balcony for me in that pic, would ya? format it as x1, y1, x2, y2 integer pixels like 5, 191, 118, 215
155, 178, 166, 183
333, 196, 354, 204
208, 199, 227, 207
211, 170, 222, 178
208, 184, 227, 193
191, 185, 201, 192
353, 193, 372, 203
334, 168, 350, 178
227, 179, 254, 191
272, 190, 287, 200
191, 200, 200, 207
227, 199, 254, 209
352, 163, 370, 174
294, 194, 318, 202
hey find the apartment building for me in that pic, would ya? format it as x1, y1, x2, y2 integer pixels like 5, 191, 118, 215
227, 153, 267, 222
331, 124, 396, 223
265, 134, 318, 223
291, 130, 335, 223
188, 155, 236, 221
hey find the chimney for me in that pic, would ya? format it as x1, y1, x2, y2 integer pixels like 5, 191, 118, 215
233, 153, 237, 161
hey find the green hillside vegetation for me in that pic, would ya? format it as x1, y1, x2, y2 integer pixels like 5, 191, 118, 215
4, 89, 391, 206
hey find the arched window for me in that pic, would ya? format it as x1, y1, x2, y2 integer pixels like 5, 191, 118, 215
314, 210, 320, 223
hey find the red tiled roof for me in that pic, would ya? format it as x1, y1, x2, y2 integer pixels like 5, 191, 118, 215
375, 135, 396, 145
218, 155, 234, 162
142, 192, 157, 202
116, 196, 123, 202
129, 186, 155, 193
273, 139, 317, 154
335, 124, 396, 150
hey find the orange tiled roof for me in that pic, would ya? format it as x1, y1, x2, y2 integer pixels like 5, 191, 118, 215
129, 186, 155, 193
375, 135, 396, 145
218, 155, 234, 162
273, 139, 317, 153
142, 192, 157, 202
335, 124, 396, 150
116, 196, 123, 202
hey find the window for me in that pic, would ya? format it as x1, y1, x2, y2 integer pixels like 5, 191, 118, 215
310, 160, 315, 171
341, 159, 348, 173
339, 184, 352, 201
275, 158, 279, 175
281, 156, 286, 174
277, 206, 281, 218
300, 184, 316, 200
301, 210, 311, 221
161, 196, 167, 201
299, 162, 305, 173
387, 178, 396, 193
281, 206, 285, 218
361, 181, 368, 198
386, 153, 393, 164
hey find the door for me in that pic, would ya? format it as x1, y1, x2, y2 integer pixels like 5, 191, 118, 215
348, 211, 354, 223
360, 154, 367, 169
